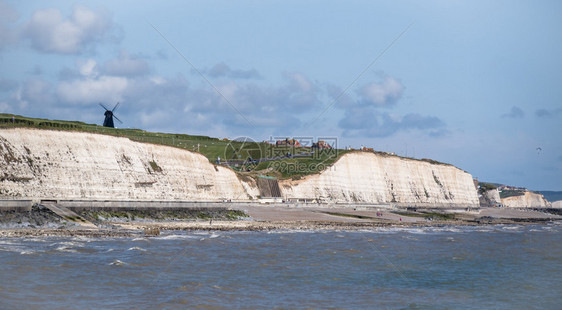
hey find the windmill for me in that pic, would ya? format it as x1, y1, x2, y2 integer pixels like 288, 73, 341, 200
99, 102, 123, 128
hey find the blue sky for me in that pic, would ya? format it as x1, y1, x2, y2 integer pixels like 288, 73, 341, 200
1, 0, 561, 190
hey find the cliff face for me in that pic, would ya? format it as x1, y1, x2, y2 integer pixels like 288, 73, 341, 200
280, 152, 480, 207
501, 191, 551, 208
1, 128, 480, 206
0, 128, 251, 200
479, 189, 502, 207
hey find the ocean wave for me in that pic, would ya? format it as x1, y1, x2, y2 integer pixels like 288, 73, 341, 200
56, 246, 78, 253
502, 226, 522, 230
265, 229, 322, 234
399, 228, 430, 235
51, 241, 82, 247
0, 245, 34, 254
153, 234, 196, 240
109, 259, 127, 266
127, 247, 147, 252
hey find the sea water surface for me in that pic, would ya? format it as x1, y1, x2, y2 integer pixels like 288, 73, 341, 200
0, 224, 560, 309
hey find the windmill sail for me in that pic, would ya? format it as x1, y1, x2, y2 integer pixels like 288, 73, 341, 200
100, 102, 122, 128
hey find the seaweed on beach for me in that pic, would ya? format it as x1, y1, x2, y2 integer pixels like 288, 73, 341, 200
75, 209, 248, 223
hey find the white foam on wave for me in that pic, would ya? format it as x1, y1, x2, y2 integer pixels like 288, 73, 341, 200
56, 246, 78, 253
0, 245, 36, 255
127, 247, 147, 252
153, 234, 199, 241
109, 259, 127, 266
265, 229, 318, 234
24, 237, 49, 243
502, 226, 521, 230
430, 227, 463, 233
475, 228, 494, 232
401, 235, 419, 240
193, 231, 211, 236
501, 226, 524, 232
0, 240, 18, 246
71, 236, 95, 243
155, 234, 187, 240
400, 228, 430, 235
366, 227, 400, 234
51, 241, 83, 248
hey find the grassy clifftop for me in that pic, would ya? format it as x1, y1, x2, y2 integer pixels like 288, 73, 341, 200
1, 113, 229, 160
1, 113, 456, 180
0, 113, 344, 179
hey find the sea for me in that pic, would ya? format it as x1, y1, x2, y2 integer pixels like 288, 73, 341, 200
0, 224, 560, 310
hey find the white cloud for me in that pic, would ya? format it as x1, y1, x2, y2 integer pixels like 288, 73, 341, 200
216, 82, 239, 100
78, 59, 98, 77
204, 62, 261, 79
359, 77, 404, 107
22, 5, 114, 54
339, 108, 446, 138
150, 76, 166, 85
57, 75, 127, 104
286, 72, 313, 92
103, 51, 150, 77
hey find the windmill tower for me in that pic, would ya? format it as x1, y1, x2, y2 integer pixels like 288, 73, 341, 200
99, 102, 123, 128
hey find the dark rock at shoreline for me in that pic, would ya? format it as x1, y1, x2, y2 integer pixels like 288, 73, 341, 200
75, 208, 247, 224
0, 204, 67, 228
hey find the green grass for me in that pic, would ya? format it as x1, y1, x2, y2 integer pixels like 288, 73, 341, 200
148, 161, 163, 173
479, 182, 498, 191
1, 113, 230, 161
251, 148, 349, 179
77, 209, 248, 221
499, 190, 526, 199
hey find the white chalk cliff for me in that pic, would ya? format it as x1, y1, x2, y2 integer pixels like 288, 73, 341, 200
501, 191, 551, 208
280, 152, 479, 206
1, 128, 479, 206
0, 128, 251, 200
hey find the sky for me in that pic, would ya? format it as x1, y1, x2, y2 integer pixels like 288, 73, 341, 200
0, 0, 561, 190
